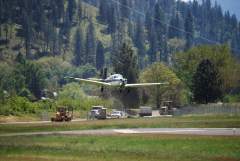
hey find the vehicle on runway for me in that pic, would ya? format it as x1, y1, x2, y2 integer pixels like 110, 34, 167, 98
139, 106, 152, 117
110, 111, 124, 118
159, 101, 174, 115
51, 106, 73, 122
89, 106, 107, 120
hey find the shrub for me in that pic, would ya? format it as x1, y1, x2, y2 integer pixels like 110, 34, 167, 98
0, 96, 40, 116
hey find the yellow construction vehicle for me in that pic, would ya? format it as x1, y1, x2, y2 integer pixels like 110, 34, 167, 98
51, 106, 73, 122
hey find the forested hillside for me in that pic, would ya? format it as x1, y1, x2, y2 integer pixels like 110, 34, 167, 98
1, 0, 240, 62
0, 0, 240, 115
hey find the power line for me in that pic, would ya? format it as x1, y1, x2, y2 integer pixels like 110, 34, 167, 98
110, 0, 240, 53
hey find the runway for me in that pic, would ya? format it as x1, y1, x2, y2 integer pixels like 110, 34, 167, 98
0, 128, 240, 137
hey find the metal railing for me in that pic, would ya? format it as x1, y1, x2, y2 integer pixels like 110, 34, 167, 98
174, 103, 240, 116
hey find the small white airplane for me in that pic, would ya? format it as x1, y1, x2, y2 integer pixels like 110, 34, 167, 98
65, 74, 168, 92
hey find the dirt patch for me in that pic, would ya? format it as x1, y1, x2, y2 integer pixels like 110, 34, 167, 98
0, 115, 39, 123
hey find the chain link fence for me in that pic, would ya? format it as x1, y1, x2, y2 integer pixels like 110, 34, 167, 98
174, 103, 240, 116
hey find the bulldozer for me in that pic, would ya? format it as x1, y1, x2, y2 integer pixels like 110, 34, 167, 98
51, 106, 73, 122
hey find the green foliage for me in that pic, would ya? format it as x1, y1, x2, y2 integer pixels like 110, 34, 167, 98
113, 42, 140, 108
223, 94, 240, 103
37, 57, 97, 90
14, 56, 46, 99
184, 9, 194, 49
67, 64, 97, 79
0, 63, 15, 93
192, 59, 223, 103
113, 43, 138, 83
174, 45, 240, 94
0, 96, 40, 116
85, 20, 96, 66
140, 62, 186, 107
96, 41, 105, 70
73, 26, 84, 66
1, 134, 240, 161
37, 57, 72, 89
57, 83, 112, 111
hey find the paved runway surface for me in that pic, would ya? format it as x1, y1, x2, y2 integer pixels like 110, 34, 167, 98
0, 128, 240, 137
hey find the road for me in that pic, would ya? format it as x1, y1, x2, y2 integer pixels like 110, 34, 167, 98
0, 128, 240, 137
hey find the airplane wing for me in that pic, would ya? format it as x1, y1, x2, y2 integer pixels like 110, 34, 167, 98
65, 77, 111, 86
125, 82, 169, 88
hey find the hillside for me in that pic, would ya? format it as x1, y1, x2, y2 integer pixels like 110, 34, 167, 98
0, 0, 240, 113
182, 0, 240, 19
214, 0, 240, 19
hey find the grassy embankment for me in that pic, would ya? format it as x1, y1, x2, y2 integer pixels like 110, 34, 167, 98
1, 115, 240, 134
0, 134, 240, 161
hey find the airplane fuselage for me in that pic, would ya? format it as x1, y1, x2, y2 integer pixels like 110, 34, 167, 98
104, 74, 127, 88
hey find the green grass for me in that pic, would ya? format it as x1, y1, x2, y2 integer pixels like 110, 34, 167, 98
0, 134, 240, 161
1, 115, 240, 134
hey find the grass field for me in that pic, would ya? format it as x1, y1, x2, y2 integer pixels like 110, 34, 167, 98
1, 115, 240, 134
0, 134, 240, 161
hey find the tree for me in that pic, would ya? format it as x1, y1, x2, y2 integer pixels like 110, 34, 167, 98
14, 53, 46, 99
25, 62, 46, 99
22, 4, 34, 59
192, 59, 222, 103
184, 9, 194, 49
140, 63, 183, 108
77, 0, 83, 24
96, 41, 104, 70
148, 20, 158, 63
113, 43, 138, 83
168, 13, 183, 39
120, 0, 131, 19
60, 10, 71, 55
98, 0, 108, 23
134, 18, 145, 68
66, 0, 77, 23
154, 3, 167, 61
174, 45, 239, 94
73, 26, 84, 66
113, 42, 139, 108
85, 20, 96, 66
107, 5, 117, 33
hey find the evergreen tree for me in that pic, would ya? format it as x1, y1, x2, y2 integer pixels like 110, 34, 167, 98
60, 11, 71, 54
168, 13, 183, 39
120, 0, 131, 19
73, 26, 84, 66
134, 18, 145, 67
192, 59, 223, 103
15, 53, 46, 99
113, 42, 140, 108
67, 0, 77, 23
148, 20, 158, 63
22, 11, 33, 59
107, 5, 117, 33
25, 62, 45, 99
185, 9, 194, 49
77, 0, 83, 24
154, 3, 167, 61
98, 0, 108, 23
85, 20, 96, 65
113, 43, 138, 83
96, 41, 105, 70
